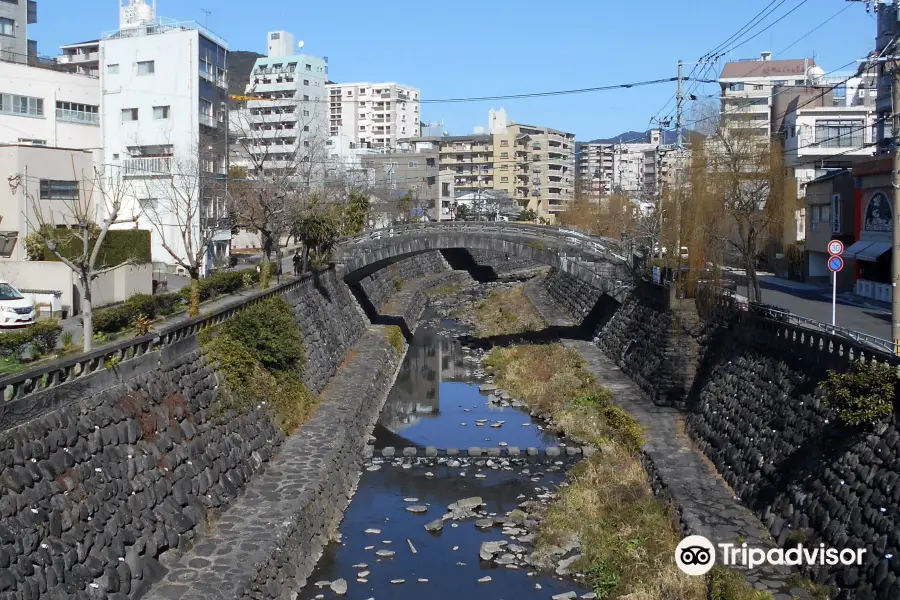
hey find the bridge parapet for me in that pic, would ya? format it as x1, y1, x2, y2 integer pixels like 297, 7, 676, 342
335, 222, 635, 299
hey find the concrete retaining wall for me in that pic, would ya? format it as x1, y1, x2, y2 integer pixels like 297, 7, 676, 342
357, 251, 449, 311
592, 283, 900, 598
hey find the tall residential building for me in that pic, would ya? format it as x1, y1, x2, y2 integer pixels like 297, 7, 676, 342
101, 0, 231, 271
575, 131, 663, 199
0, 0, 35, 62
405, 109, 575, 221
719, 52, 817, 139
327, 82, 420, 150
56, 40, 101, 77
233, 31, 328, 178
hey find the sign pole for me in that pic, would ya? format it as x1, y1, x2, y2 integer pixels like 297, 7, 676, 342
833, 270, 837, 329
827, 240, 844, 332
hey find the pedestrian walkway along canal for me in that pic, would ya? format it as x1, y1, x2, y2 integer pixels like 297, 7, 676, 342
298, 312, 593, 600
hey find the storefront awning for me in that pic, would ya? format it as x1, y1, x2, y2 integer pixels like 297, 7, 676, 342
857, 242, 892, 262
844, 240, 874, 259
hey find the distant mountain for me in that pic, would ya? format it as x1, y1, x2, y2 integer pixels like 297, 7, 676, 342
577, 128, 700, 147
228, 50, 265, 98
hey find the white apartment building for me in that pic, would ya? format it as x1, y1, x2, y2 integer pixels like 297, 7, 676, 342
327, 82, 420, 150
0, 59, 101, 148
100, 0, 231, 272
576, 131, 663, 199
719, 52, 817, 139
56, 39, 101, 78
234, 31, 328, 178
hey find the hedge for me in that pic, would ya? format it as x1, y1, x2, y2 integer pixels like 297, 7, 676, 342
93, 270, 261, 335
41, 230, 151, 267
0, 320, 63, 358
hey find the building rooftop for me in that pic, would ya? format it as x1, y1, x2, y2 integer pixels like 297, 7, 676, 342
102, 17, 228, 50
720, 58, 814, 80
59, 40, 100, 49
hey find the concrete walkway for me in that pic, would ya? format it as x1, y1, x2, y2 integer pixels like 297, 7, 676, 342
522, 278, 798, 598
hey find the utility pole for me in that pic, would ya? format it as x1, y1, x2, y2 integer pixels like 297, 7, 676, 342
675, 59, 684, 268
892, 60, 900, 354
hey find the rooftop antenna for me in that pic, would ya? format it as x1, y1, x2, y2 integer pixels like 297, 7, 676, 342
200, 8, 211, 27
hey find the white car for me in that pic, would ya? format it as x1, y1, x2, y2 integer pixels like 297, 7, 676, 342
0, 281, 36, 328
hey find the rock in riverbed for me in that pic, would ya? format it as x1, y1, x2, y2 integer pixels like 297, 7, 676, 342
329, 579, 347, 595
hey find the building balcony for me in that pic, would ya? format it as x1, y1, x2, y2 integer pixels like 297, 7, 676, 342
58, 51, 99, 64
122, 157, 172, 178
199, 113, 217, 128
56, 108, 99, 126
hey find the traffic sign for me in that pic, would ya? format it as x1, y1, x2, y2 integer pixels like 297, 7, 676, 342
828, 256, 844, 272
828, 240, 844, 256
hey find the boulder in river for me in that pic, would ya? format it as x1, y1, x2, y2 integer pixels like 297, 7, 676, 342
329, 579, 347, 595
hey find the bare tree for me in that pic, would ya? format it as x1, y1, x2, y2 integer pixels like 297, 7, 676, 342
22, 160, 135, 351
135, 138, 228, 315
690, 114, 789, 302
228, 99, 332, 274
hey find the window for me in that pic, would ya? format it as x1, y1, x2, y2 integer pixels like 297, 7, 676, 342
107, 63, 120, 74
303, 125, 309, 132
815, 120, 864, 148
305, 64, 312, 71
0, 93, 43, 117
426, 158, 435, 167
442, 182, 450, 197
153, 105, 170, 119
303, 109, 310, 116
138, 197, 158, 210
0, 234, 16, 259
408, 161, 419, 168
199, 98, 213, 117
729, 83, 744, 92
753, 84, 764, 90
270, 32, 280, 40
40, 180, 79, 201
500, 140, 508, 147
56, 101, 99, 125
303, 79, 309, 86
0, 17, 13, 37
500, 164, 508, 170
121, 108, 138, 122
794, 80, 805, 85
137, 60, 155, 75
359, 88, 366, 94
17, 138, 45, 145
500, 152, 508, 158
500, 177, 509, 183
303, 95, 309, 101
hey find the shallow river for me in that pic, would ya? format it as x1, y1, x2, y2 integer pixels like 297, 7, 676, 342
298, 314, 591, 600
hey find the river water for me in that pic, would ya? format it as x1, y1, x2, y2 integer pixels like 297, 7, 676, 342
297, 313, 592, 600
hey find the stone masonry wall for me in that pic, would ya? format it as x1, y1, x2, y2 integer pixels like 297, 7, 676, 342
358, 251, 450, 311
594, 284, 900, 599
467, 248, 542, 276
0, 267, 370, 600
542, 268, 603, 322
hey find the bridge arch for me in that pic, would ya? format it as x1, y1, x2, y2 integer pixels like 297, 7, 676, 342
334, 222, 634, 298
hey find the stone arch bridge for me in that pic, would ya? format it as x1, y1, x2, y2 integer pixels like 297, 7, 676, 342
333, 222, 635, 299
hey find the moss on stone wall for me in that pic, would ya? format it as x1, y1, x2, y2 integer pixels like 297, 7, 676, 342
202, 297, 317, 434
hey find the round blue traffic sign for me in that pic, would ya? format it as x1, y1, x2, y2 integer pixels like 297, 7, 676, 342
828, 256, 844, 272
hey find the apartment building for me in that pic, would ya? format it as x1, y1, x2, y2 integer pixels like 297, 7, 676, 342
575, 131, 663, 199
0, 58, 101, 148
719, 52, 817, 139
0, 0, 36, 62
101, 0, 230, 271
234, 31, 328, 180
56, 40, 101, 77
874, 0, 897, 152
327, 82, 420, 150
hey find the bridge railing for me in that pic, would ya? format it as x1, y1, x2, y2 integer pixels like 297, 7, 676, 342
337, 222, 630, 265
697, 282, 899, 357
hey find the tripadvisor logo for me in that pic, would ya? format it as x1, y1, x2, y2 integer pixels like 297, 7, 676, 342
675, 535, 867, 575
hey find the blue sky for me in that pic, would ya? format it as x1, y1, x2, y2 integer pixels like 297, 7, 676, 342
35, 0, 875, 140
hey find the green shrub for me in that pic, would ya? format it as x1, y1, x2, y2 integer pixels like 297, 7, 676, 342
823, 360, 896, 427
393, 278, 404, 291
573, 391, 644, 452
61, 330, 73, 349
124, 294, 161, 318
30, 320, 62, 355
40, 229, 151, 267
0, 329, 34, 358
219, 297, 304, 371
93, 306, 131, 334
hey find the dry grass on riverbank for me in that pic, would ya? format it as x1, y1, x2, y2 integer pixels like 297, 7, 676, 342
425, 282, 463, 298
470, 286, 545, 337
485, 343, 704, 599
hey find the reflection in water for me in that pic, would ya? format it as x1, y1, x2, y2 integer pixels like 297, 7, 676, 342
377, 314, 559, 449
378, 318, 475, 434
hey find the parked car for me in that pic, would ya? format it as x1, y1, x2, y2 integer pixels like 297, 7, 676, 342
0, 281, 36, 328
